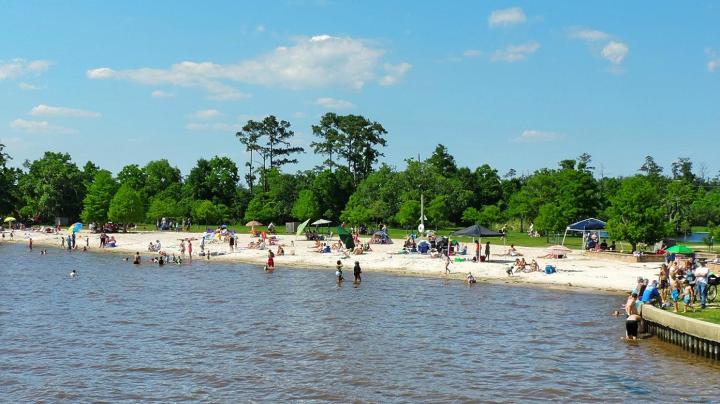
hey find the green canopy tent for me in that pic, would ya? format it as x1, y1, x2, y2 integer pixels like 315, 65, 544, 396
295, 218, 311, 240
337, 225, 355, 250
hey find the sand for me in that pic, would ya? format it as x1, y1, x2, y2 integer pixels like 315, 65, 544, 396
2, 229, 663, 294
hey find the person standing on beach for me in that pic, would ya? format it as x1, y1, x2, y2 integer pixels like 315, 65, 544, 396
266, 250, 275, 271
485, 242, 490, 262
694, 261, 709, 309
71, 233, 76, 249
67, 234, 72, 251
353, 261, 362, 283
61, 236, 65, 248
229, 234, 235, 252
187, 240, 193, 257
179, 239, 185, 256
444, 253, 451, 274
475, 240, 480, 262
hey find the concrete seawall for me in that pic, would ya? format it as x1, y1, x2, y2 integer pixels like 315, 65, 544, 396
642, 305, 720, 359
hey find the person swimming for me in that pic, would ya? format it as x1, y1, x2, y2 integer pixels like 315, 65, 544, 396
69, 269, 77, 277
133, 252, 141, 265
465, 273, 477, 284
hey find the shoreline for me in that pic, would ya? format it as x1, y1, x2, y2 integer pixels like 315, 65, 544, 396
1, 229, 661, 296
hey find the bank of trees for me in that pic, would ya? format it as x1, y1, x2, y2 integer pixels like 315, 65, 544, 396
1, 117, 719, 251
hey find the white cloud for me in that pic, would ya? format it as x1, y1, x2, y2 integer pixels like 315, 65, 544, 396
30, 104, 101, 118
513, 130, 563, 143
256, 24, 266, 32
463, 49, 482, 57
151, 89, 174, 98
379, 62, 412, 85
570, 28, 630, 70
87, 35, 411, 97
292, 111, 306, 118
491, 42, 540, 62
18, 82, 39, 90
0, 59, 52, 80
9, 118, 74, 134
489, 7, 526, 28
192, 109, 222, 119
186, 122, 242, 132
569, 28, 609, 42
316, 97, 355, 109
707, 48, 720, 72
601, 41, 629, 65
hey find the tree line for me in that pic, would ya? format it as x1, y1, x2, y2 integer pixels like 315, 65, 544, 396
2, 113, 720, 251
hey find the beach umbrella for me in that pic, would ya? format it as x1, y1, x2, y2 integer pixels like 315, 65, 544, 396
296, 218, 311, 239
666, 245, 693, 254
545, 245, 571, 258
245, 220, 263, 227
3, 216, 16, 223
70, 222, 83, 234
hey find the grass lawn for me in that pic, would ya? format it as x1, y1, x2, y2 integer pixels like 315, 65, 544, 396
676, 304, 720, 325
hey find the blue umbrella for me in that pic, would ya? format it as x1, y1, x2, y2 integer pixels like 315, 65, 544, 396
71, 222, 83, 233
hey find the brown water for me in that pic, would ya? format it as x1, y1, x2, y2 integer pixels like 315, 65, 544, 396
1, 243, 719, 402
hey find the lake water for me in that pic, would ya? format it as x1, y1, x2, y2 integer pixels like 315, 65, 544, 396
2, 243, 719, 402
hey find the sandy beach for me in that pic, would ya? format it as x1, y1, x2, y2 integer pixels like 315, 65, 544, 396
1, 228, 664, 294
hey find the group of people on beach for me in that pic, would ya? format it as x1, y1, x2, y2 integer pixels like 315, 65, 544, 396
623, 256, 714, 340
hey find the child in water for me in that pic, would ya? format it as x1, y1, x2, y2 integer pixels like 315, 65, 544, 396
265, 250, 275, 271
335, 260, 344, 282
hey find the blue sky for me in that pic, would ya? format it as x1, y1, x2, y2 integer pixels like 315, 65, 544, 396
1, 0, 719, 179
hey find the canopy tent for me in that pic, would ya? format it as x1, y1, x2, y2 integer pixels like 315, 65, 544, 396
311, 218, 332, 234
70, 222, 83, 234
561, 218, 607, 250
245, 220, 263, 227
451, 225, 503, 238
337, 225, 355, 250
295, 218, 311, 239
4, 216, 16, 223
666, 244, 693, 255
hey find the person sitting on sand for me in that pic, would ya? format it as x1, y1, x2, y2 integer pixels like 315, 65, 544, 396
148, 241, 155, 252
353, 245, 364, 255
507, 244, 522, 256
625, 292, 641, 340
276, 245, 285, 256
529, 259, 540, 272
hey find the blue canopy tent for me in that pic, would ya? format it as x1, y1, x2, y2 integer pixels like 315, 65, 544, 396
562, 218, 607, 251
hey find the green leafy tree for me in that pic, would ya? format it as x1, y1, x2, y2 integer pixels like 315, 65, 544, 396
143, 159, 182, 200
108, 184, 145, 230
192, 200, 229, 225
426, 195, 451, 228
291, 189, 320, 221
664, 180, 695, 235
81, 161, 100, 191
80, 170, 119, 224
117, 164, 147, 190
427, 144, 457, 175
395, 200, 420, 228
639, 155, 663, 176
690, 189, 720, 226
236, 115, 304, 192
186, 156, 240, 206
477, 205, 504, 228
341, 165, 399, 225
462, 207, 481, 225
606, 176, 669, 251
312, 113, 388, 186
535, 203, 566, 242
18, 152, 85, 222
0, 143, 21, 215
146, 197, 183, 222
